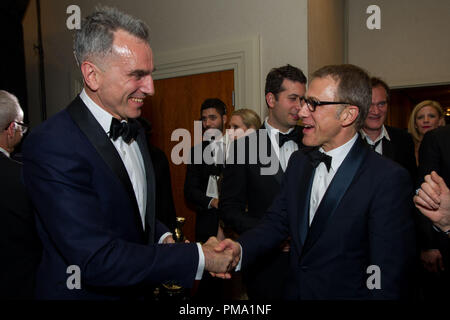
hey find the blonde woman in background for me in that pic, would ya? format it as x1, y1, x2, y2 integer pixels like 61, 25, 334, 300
228, 108, 262, 140
408, 100, 445, 166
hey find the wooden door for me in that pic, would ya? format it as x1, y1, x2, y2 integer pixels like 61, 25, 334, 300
141, 70, 235, 241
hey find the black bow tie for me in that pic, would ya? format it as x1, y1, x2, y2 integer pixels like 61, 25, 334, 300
278, 128, 298, 147
109, 118, 140, 144
307, 149, 332, 172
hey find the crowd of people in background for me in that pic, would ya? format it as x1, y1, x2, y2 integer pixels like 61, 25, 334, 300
1, 6, 449, 301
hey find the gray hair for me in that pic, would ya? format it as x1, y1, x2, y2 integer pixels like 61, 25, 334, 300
0, 90, 21, 129
311, 64, 372, 131
73, 6, 150, 66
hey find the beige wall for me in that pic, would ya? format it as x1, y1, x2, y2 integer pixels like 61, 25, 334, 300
23, 0, 309, 127
308, 0, 345, 76
347, 0, 450, 87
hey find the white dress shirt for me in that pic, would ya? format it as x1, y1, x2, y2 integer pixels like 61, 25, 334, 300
360, 125, 391, 155
309, 133, 358, 225
80, 90, 204, 280
264, 119, 299, 171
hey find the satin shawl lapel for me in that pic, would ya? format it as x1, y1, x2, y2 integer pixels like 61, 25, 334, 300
67, 97, 144, 236
302, 138, 368, 253
258, 125, 283, 185
293, 162, 314, 257
381, 138, 395, 160
136, 129, 156, 244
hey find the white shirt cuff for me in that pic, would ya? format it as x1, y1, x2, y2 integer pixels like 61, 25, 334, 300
195, 243, 205, 280
158, 232, 173, 244
235, 243, 243, 271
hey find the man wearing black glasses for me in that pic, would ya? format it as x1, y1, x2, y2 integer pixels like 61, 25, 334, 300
0, 90, 41, 299
215, 65, 416, 299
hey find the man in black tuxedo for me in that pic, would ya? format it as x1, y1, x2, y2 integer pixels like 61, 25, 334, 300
0, 90, 41, 299
216, 64, 416, 300
184, 98, 228, 243
21, 6, 232, 300
184, 98, 229, 300
415, 125, 450, 299
219, 65, 307, 300
360, 77, 416, 180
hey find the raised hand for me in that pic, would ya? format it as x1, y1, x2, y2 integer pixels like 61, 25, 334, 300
414, 171, 450, 232
202, 237, 234, 278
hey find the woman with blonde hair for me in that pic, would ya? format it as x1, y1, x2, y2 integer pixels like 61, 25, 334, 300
408, 100, 445, 166
227, 108, 262, 140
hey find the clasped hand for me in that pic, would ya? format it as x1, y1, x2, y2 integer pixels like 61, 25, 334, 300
202, 237, 241, 279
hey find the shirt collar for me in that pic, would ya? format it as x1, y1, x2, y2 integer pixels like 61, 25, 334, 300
264, 118, 294, 136
319, 133, 359, 172
0, 146, 10, 158
360, 125, 391, 144
79, 89, 115, 134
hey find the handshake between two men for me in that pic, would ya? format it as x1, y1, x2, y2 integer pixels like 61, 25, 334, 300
201, 237, 242, 278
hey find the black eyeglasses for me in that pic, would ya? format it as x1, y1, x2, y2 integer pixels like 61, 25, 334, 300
4, 121, 28, 134
299, 96, 354, 112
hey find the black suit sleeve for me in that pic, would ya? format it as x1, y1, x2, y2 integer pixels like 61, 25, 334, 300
416, 130, 443, 250
184, 146, 213, 210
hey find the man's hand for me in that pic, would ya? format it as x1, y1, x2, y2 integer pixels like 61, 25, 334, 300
414, 171, 450, 232
162, 235, 175, 244
420, 249, 445, 273
202, 237, 234, 279
210, 198, 219, 209
209, 238, 241, 279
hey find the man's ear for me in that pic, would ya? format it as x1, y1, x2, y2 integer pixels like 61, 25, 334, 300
80, 61, 101, 91
341, 105, 359, 127
265, 92, 276, 109
5, 122, 16, 139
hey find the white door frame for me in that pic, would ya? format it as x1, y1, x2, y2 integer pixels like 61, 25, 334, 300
152, 36, 262, 115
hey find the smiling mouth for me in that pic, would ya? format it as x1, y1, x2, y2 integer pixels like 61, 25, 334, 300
129, 97, 145, 104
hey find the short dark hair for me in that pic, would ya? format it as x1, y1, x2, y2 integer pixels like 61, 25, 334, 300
371, 77, 390, 103
265, 64, 307, 107
311, 64, 371, 131
200, 98, 227, 116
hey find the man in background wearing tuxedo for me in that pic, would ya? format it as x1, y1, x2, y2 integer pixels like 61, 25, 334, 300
0, 90, 41, 299
219, 65, 306, 300
184, 98, 228, 300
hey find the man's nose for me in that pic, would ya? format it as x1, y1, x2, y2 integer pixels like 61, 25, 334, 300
298, 102, 310, 119
141, 75, 155, 96
369, 104, 379, 114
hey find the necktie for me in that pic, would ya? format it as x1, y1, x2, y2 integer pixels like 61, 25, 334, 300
278, 128, 298, 147
109, 118, 140, 144
369, 139, 382, 151
307, 149, 332, 172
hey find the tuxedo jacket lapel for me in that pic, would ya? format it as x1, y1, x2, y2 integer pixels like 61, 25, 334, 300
302, 138, 368, 253
293, 164, 314, 257
136, 129, 156, 244
67, 97, 144, 236
259, 125, 283, 185
382, 138, 395, 160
